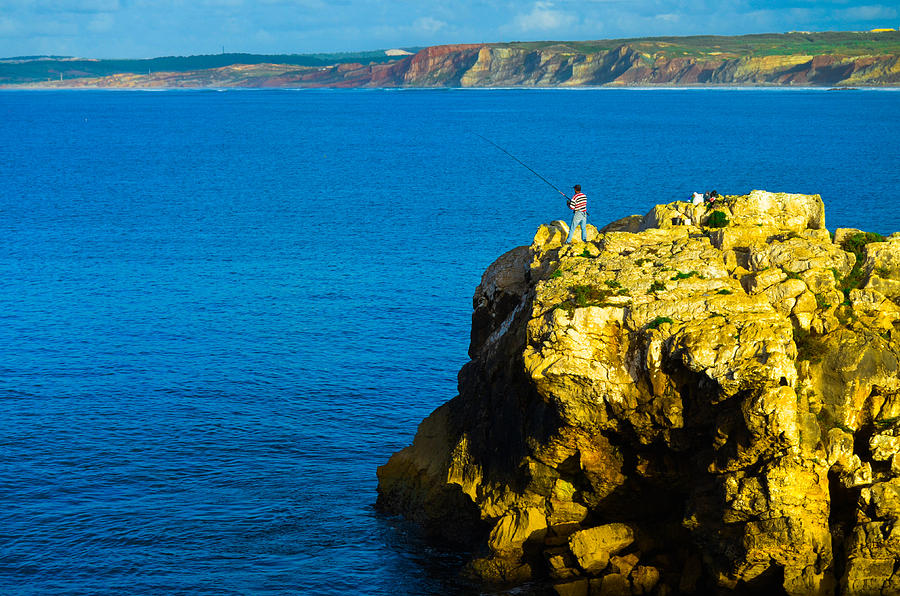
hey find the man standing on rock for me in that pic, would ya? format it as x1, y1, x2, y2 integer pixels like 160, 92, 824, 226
566, 184, 588, 243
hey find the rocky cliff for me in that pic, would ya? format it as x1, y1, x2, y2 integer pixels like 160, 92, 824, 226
402, 43, 900, 87
377, 191, 900, 595
10, 32, 900, 89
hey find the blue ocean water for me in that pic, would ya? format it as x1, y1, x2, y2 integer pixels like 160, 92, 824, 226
0, 88, 898, 595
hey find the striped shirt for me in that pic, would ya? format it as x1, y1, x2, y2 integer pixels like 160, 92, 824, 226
568, 192, 587, 213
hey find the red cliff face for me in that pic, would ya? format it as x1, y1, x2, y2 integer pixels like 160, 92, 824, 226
237, 48, 900, 87
398, 44, 486, 85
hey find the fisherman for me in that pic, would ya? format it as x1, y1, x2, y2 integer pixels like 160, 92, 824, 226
566, 185, 588, 244
473, 135, 589, 242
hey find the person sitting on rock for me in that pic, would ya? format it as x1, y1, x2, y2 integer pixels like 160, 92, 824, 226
566, 185, 588, 243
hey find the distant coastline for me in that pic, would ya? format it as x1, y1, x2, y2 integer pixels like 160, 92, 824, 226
2, 30, 899, 89
6, 86, 900, 92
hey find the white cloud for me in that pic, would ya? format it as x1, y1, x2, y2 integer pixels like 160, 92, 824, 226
413, 16, 446, 34
253, 28, 276, 44
0, 18, 20, 37
1, 0, 898, 60
510, 1, 576, 33
256, 0, 331, 7
30, 19, 81, 36
33, 0, 120, 12
87, 12, 114, 32
840, 4, 898, 20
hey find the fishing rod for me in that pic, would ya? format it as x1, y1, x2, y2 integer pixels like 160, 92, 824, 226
474, 133, 569, 199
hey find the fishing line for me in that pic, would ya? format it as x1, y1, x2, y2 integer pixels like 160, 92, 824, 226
474, 133, 569, 198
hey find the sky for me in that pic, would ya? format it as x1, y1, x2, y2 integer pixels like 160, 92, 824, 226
0, 0, 897, 59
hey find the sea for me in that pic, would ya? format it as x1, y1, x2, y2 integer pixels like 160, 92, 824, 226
1, 88, 899, 595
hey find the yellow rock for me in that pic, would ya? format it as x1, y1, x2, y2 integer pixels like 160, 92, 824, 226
631, 565, 661, 594
488, 507, 548, 555
378, 190, 900, 594
733, 55, 814, 78
744, 267, 786, 293
609, 552, 639, 576
599, 572, 631, 595
568, 523, 634, 573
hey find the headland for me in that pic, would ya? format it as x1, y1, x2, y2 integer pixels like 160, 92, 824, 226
377, 191, 900, 595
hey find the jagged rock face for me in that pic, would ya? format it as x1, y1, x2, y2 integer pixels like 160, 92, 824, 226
397, 44, 484, 86
377, 191, 900, 594
392, 44, 900, 88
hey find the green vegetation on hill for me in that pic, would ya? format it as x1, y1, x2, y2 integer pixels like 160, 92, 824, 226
499, 30, 900, 59
0, 49, 422, 84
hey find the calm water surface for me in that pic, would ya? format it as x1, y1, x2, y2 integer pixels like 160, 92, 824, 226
0, 88, 898, 594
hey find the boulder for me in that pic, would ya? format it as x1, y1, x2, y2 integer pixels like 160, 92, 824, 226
568, 523, 635, 574
545, 546, 580, 580
729, 190, 825, 231
601, 214, 643, 233
834, 227, 864, 246
864, 238, 900, 298
598, 572, 631, 596
631, 565, 661, 594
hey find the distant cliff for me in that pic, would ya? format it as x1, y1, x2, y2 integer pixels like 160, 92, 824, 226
377, 192, 900, 594
383, 33, 900, 87
5, 31, 900, 88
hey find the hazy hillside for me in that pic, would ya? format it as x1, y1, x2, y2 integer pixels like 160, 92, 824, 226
0, 50, 420, 85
